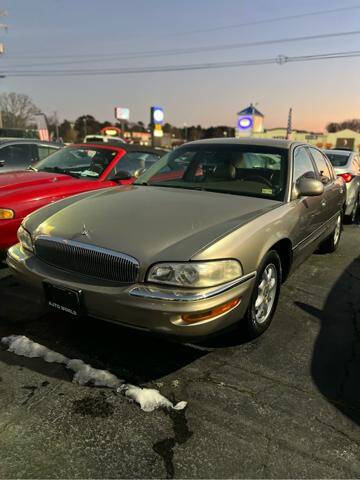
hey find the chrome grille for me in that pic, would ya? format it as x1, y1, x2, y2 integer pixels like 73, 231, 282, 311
34, 236, 139, 283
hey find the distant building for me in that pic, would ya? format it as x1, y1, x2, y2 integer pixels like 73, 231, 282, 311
325, 129, 360, 151
236, 104, 264, 138
235, 105, 360, 150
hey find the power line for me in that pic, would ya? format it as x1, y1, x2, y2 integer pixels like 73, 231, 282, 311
4, 29, 360, 69
165, 4, 360, 37
7, 4, 360, 58
2, 49, 360, 77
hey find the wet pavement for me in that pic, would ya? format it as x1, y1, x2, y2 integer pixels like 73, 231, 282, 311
0, 225, 360, 478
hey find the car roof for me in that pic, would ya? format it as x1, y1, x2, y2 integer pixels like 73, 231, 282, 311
71, 142, 167, 155
0, 138, 61, 146
184, 137, 303, 149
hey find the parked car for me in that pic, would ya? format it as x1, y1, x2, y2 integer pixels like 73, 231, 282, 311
83, 134, 126, 145
7, 139, 345, 339
0, 139, 61, 173
324, 149, 360, 223
0, 143, 165, 252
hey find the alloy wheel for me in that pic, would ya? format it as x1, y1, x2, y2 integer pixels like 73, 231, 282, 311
254, 264, 278, 325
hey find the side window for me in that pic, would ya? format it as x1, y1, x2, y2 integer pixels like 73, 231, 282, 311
0, 145, 12, 161
309, 148, 332, 183
10, 144, 32, 163
293, 147, 316, 186
37, 146, 52, 161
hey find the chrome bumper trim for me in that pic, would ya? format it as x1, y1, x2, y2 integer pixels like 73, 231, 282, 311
7, 243, 31, 263
129, 272, 256, 302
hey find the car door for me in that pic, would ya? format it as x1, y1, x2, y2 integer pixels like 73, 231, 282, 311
350, 154, 360, 200
308, 147, 342, 223
291, 146, 325, 263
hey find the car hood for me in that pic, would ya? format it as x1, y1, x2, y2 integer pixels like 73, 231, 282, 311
32, 185, 282, 265
0, 170, 98, 203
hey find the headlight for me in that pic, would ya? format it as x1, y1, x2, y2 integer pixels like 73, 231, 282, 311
17, 225, 34, 252
0, 208, 14, 220
147, 260, 243, 288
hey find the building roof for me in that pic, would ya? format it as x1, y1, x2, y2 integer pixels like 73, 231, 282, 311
264, 127, 324, 135
237, 104, 264, 118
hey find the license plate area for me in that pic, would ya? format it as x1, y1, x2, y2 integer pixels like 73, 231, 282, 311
43, 282, 83, 317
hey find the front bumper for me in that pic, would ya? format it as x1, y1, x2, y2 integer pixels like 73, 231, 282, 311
7, 244, 256, 338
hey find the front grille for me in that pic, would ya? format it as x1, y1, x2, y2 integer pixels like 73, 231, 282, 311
35, 236, 139, 283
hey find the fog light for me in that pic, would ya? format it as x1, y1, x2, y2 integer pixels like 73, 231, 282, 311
181, 298, 240, 324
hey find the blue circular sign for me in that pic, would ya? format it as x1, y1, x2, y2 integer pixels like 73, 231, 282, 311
237, 116, 253, 129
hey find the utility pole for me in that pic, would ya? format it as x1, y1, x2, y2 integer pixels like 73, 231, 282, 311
286, 108, 293, 140
0, 10, 8, 82
0, 9, 8, 55
54, 111, 59, 142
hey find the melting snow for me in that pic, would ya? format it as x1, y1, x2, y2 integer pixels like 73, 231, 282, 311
1, 335, 187, 413
119, 384, 187, 413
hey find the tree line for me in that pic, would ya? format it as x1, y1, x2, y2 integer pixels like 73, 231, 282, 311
0, 91, 235, 143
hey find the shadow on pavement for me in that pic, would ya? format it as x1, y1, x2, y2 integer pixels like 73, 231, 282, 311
0, 311, 212, 385
296, 254, 360, 425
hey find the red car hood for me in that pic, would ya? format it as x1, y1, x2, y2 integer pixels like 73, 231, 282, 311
0, 171, 103, 202
0, 170, 79, 190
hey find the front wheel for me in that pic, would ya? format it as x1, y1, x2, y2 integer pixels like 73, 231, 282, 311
242, 250, 282, 339
319, 213, 342, 253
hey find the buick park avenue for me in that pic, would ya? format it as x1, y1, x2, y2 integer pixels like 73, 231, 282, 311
7, 139, 345, 339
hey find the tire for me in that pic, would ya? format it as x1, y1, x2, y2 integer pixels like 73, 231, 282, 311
319, 213, 342, 253
242, 250, 282, 339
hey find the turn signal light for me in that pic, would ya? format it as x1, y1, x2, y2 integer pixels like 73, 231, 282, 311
181, 298, 240, 324
338, 173, 353, 183
0, 208, 15, 220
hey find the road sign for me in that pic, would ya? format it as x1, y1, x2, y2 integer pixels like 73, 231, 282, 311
151, 106, 164, 125
115, 107, 130, 121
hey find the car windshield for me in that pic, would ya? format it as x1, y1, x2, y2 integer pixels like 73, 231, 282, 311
135, 145, 288, 201
325, 152, 350, 167
32, 146, 119, 179
115, 151, 160, 177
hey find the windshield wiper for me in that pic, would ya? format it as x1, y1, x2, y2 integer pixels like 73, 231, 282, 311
146, 184, 205, 191
40, 166, 80, 178
27, 165, 38, 172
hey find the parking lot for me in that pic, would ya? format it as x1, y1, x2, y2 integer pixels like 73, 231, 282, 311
0, 224, 359, 478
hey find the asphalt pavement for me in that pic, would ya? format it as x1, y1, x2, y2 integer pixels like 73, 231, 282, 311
0, 225, 360, 479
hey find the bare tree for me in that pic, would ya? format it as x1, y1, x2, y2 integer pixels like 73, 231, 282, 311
0, 92, 40, 129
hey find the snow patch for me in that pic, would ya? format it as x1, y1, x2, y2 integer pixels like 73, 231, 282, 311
2, 335, 68, 364
67, 359, 122, 388
119, 384, 187, 412
1, 335, 187, 413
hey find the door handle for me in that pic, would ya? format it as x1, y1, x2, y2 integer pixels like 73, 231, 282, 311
321, 200, 327, 208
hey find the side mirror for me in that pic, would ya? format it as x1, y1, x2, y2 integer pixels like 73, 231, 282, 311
0, 160, 5, 167
298, 177, 324, 197
110, 170, 132, 181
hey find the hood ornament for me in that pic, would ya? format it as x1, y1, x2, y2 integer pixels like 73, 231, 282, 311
81, 224, 91, 239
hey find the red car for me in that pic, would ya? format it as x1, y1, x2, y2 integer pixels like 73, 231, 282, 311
0, 143, 165, 252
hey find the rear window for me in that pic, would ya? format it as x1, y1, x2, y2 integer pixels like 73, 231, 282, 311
326, 153, 350, 167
